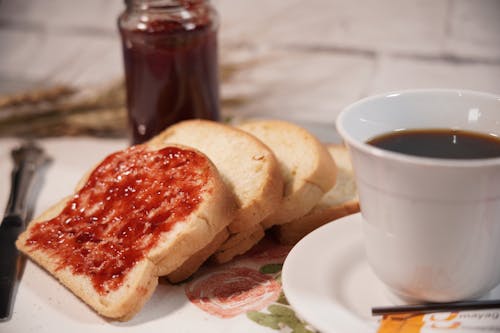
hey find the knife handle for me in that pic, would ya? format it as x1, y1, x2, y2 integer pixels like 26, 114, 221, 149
5, 142, 49, 220
5, 164, 35, 220
0, 215, 23, 321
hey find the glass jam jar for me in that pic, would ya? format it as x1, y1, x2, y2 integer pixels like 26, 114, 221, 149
118, 0, 219, 144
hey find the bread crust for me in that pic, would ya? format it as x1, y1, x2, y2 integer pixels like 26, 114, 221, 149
212, 224, 265, 264
166, 228, 229, 283
274, 144, 360, 245
16, 143, 236, 320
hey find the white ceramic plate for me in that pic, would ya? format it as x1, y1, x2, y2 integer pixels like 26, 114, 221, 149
282, 213, 385, 333
282, 213, 500, 333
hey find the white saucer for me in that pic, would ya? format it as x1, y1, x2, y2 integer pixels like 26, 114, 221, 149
282, 213, 500, 333
282, 213, 394, 333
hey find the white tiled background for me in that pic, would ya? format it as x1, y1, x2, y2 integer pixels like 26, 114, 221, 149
0, 0, 499, 124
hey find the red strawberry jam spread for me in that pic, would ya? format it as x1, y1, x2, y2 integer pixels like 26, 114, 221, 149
26, 145, 211, 294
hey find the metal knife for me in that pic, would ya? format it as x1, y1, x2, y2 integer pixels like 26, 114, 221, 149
0, 141, 50, 321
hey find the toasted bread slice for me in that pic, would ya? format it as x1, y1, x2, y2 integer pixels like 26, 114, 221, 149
212, 224, 265, 264
237, 120, 337, 228
275, 144, 360, 245
150, 120, 283, 233
16, 144, 235, 320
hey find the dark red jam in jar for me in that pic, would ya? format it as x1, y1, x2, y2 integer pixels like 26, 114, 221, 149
118, 0, 220, 144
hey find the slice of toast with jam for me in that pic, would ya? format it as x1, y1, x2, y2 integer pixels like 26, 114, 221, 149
16, 143, 236, 320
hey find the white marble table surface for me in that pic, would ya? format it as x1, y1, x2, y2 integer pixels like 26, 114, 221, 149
0, 0, 499, 128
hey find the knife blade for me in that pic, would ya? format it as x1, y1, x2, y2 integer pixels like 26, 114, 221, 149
0, 141, 50, 321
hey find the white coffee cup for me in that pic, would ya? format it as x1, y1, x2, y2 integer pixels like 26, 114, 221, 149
336, 89, 500, 303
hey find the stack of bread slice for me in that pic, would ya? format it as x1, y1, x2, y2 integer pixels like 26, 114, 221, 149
16, 119, 360, 321
149, 120, 284, 282
235, 121, 359, 245
237, 120, 338, 229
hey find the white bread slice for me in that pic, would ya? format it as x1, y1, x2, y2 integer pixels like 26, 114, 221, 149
16, 143, 235, 320
150, 120, 283, 233
212, 224, 265, 264
237, 120, 337, 228
275, 144, 360, 245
